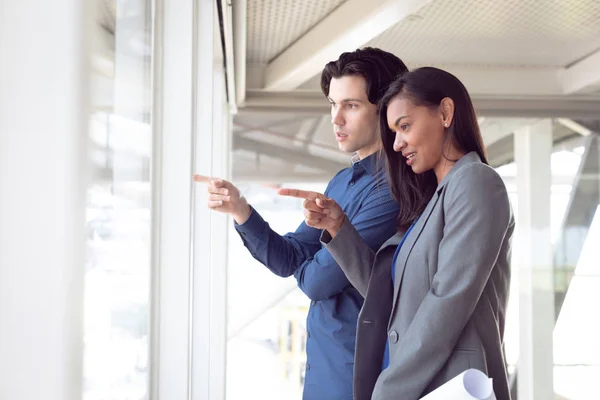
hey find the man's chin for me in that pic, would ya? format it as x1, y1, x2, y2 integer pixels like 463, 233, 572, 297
337, 144, 356, 154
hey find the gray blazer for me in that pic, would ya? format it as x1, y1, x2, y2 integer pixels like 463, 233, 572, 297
323, 152, 514, 400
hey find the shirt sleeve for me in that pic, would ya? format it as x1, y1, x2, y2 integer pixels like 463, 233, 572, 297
293, 185, 399, 300
234, 206, 322, 277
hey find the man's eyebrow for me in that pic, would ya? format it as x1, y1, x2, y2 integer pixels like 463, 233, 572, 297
327, 97, 366, 103
393, 115, 409, 127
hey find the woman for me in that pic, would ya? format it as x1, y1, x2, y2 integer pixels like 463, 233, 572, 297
279, 67, 514, 399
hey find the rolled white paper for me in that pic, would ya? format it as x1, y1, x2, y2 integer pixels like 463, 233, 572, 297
419, 369, 496, 400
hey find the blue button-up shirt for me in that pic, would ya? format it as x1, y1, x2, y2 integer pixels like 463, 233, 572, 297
235, 152, 399, 400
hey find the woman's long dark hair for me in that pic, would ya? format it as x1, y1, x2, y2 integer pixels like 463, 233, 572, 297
379, 67, 488, 230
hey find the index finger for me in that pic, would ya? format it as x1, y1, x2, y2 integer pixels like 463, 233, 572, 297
277, 188, 325, 201
193, 174, 211, 184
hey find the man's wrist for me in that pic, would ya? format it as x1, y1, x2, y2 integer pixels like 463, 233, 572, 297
232, 202, 252, 225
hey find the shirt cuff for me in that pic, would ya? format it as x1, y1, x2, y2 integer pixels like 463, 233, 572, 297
320, 229, 333, 244
234, 206, 267, 236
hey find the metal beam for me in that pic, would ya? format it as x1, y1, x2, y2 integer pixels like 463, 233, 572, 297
243, 91, 600, 118
263, 0, 434, 91
219, 0, 237, 112
514, 119, 555, 399
293, 117, 321, 147
232, 169, 334, 183
556, 118, 593, 136
233, 136, 347, 173
563, 48, 600, 94
481, 118, 539, 147
235, 122, 340, 152
257, 64, 567, 96
232, 0, 246, 106
234, 116, 310, 135
487, 122, 587, 168
446, 65, 564, 96
553, 135, 600, 315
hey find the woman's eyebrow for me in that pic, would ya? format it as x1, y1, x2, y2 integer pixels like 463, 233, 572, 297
393, 115, 409, 127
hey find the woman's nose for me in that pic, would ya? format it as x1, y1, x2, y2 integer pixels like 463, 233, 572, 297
393, 132, 405, 153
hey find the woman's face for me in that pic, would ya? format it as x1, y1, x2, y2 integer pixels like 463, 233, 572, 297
386, 95, 453, 176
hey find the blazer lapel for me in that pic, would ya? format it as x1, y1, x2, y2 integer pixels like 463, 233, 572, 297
377, 232, 403, 254
387, 152, 483, 322
390, 190, 442, 319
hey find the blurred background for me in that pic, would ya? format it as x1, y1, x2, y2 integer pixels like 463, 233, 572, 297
1, 0, 600, 399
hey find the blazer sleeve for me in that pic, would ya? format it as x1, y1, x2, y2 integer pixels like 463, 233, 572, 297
372, 164, 512, 399
321, 217, 378, 298
294, 186, 398, 300
294, 185, 398, 300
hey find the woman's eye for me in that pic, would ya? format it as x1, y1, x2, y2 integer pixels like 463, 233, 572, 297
400, 124, 409, 131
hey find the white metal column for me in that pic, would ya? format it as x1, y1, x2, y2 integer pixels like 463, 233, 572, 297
191, 1, 231, 399
151, 0, 194, 397
0, 0, 89, 399
207, 20, 231, 400
190, 0, 215, 397
514, 119, 555, 399
151, 0, 230, 398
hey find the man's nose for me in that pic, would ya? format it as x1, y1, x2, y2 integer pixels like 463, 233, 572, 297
331, 109, 344, 126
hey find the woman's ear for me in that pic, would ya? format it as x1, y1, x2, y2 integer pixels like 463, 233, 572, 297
440, 97, 455, 128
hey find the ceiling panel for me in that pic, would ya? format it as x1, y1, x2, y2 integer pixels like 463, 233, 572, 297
247, 0, 347, 63
365, 0, 600, 68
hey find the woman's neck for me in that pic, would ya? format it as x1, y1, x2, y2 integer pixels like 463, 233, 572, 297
434, 147, 466, 184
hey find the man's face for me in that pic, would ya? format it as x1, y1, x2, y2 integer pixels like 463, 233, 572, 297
327, 75, 380, 159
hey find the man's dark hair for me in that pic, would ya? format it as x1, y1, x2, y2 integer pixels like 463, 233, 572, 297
320, 47, 409, 106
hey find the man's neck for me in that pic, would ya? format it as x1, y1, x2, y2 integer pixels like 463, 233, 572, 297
355, 146, 381, 160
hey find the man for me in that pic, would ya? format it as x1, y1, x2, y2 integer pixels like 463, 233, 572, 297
201, 47, 408, 400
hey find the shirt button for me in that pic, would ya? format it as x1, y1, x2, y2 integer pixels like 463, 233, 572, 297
389, 330, 399, 343
307, 331, 310, 338
311, 300, 316, 306
350, 181, 355, 186
306, 364, 311, 371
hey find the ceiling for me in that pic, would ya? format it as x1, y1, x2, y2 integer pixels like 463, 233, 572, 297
232, 0, 600, 182
246, 0, 346, 63
91, 0, 600, 183
247, 0, 600, 69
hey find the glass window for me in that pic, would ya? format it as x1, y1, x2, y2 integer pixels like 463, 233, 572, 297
227, 182, 327, 400
497, 135, 600, 398
85, 0, 153, 399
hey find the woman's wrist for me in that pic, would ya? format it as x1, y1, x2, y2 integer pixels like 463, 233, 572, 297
327, 215, 345, 238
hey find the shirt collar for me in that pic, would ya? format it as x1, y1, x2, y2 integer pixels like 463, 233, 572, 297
351, 151, 382, 177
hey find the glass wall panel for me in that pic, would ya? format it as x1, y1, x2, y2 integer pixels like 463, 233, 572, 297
85, 1, 153, 399
227, 182, 328, 400
497, 134, 600, 399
